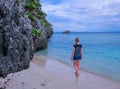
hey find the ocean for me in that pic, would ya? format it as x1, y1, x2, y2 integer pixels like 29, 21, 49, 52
35, 32, 120, 81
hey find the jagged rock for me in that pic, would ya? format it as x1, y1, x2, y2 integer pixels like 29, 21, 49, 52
29, 2, 53, 51
46, 27, 53, 38
0, 0, 34, 77
0, 0, 53, 77
33, 22, 53, 51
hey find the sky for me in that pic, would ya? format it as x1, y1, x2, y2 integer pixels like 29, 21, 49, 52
40, 0, 120, 32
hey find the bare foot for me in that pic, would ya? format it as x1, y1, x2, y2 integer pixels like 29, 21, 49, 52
75, 72, 79, 77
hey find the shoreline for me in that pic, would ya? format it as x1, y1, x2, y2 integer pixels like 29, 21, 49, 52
0, 55, 120, 89
80, 68, 120, 82
32, 55, 120, 89
34, 54, 120, 82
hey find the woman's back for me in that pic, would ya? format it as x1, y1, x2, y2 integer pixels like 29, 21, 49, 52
73, 44, 82, 59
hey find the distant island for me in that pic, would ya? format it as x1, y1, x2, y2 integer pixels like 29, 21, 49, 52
62, 30, 70, 34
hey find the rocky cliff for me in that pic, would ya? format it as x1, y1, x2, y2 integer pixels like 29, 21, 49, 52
0, 0, 53, 77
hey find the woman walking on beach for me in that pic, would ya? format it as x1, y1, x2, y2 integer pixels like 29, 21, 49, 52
71, 37, 82, 77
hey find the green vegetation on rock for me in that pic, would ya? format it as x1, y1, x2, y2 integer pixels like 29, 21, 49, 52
36, 10, 47, 19
25, 0, 52, 29
32, 28, 42, 37
28, 13, 35, 22
43, 19, 52, 28
25, 0, 41, 10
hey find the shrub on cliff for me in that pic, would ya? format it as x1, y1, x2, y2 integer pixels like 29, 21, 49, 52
42, 19, 52, 28
25, 0, 41, 10
28, 13, 35, 22
32, 28, 42, 37
36, 10, 46, 19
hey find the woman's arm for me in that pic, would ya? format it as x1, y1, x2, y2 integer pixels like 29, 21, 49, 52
80, 48, 82, 59
71, 47, 75, 60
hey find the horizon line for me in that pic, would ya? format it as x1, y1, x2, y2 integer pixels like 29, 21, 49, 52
54, 31, 120, 33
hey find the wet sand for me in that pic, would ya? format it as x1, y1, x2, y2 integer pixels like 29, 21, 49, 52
0, 55, 120, 89
32, 56, 120, 89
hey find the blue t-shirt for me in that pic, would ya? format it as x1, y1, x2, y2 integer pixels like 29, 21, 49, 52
73, 44, 82, 60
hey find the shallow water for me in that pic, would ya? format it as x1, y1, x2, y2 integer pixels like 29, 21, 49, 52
35, 32, 120, 80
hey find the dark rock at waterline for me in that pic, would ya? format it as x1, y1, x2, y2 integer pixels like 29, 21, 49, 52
30, 11, 53, 51
33, 27, 53, 51
33, 36, 47, 51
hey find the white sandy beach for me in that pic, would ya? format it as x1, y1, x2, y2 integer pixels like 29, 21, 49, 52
0, 55, 120, 89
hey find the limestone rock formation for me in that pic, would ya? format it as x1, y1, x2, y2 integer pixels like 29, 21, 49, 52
0, 0, 34, 77
0, 0, 53, 77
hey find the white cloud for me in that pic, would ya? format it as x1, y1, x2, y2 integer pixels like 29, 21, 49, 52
41, 0, 120, 32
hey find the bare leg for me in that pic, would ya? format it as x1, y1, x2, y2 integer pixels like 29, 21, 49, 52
77, 60, 80, 74
73, 60, 78, 73
73, 60, 79, 77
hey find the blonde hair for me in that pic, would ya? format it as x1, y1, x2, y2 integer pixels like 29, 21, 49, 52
75, 37, 80, 44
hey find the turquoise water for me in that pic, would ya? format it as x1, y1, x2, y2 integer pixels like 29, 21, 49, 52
35, 32, 120, 81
